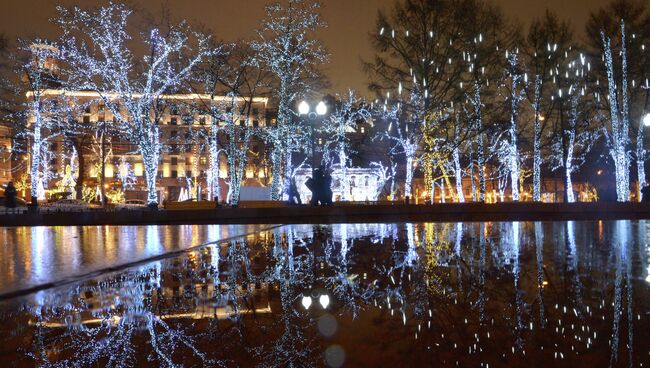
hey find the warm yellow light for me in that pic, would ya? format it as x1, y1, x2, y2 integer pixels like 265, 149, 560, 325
134, 163, 143, 176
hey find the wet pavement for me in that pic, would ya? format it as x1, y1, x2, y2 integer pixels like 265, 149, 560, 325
0, 221, 648, 367
0, 224, 276, 297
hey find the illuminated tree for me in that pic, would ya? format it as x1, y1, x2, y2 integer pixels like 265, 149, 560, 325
587, 0, 650, 201
456, 0, 513, 202
57, 3, 210, 206
251, 0, 328, 200
320, 90, 370, 200
522, 11, 573, 201
501, 50, 525, 201
376, 98, 420, 199
194, 42, 268, 205
548, 50, 599, 203
18, 43, 75, 205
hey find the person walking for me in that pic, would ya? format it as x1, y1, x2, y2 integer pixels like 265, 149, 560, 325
4, 182, 17, 213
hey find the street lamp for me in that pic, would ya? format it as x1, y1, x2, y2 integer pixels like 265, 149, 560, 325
643, 113, 650, 127
298, 101, 310, 116
301, 293, 330, 310
297, 100, 327, 177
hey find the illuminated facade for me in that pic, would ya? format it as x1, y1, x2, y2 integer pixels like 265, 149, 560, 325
21, 89, 270, 202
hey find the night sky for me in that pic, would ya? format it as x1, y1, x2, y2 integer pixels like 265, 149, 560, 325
0, 0, 611, 95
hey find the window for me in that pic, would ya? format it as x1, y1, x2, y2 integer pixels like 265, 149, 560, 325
84, 106, 91, 114
253, 120, 259, 128
199, 156, 207, 165
360, 127, 365, 134
171, 157, 178, 166
171, 170, 178, 178
253, 108, 259, 116
170, 130, 178, 139
199, 116, 206, 125
171, 117, 178, 125
83, 116, 90, 124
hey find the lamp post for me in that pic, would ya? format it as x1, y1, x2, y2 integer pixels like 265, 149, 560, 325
298, 100, 327, 177
643, 113, 650, 127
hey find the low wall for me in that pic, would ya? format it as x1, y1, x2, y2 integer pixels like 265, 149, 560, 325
2, 202, 650, 227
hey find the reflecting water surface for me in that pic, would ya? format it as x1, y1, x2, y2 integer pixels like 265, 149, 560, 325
0, 224, 274, 295
0, 221, 649, 367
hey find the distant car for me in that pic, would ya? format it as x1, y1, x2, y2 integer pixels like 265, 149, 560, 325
114, 199, 147, 211
44, 199, 99, 211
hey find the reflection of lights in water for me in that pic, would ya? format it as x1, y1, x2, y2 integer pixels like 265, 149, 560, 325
318, 314, 337, 337
301, 296, 312, 310
31, 227, 51, 285
9, 222, 648, 365
405, 223, 417, 265
145, 225, 162, 254
324, 344, 345, 368
567, 221, 577, 271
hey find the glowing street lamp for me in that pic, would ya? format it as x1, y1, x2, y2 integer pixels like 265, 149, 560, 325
316, 101, 327, 116
643, 113, 650, 127
297, 100, 328, 178
301, 296, 312, 310
319, 294, 330, 309
298, 101, 310, 116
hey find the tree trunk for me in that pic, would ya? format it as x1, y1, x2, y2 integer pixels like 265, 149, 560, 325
270, 148, 283, 200
532, 76, 543, 202
453, 146, 464, 203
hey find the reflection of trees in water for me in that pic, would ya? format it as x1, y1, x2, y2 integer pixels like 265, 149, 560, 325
1, 221, 647, 367
20, 261, 218, 367
251, 226, 317, 368
609, 220, 635, 368
534, 222, 546, 329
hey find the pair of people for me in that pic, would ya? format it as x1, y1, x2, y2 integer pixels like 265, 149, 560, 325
305, 168, 333, 206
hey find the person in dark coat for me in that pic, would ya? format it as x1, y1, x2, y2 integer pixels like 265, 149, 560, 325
4, 182, 17, 210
